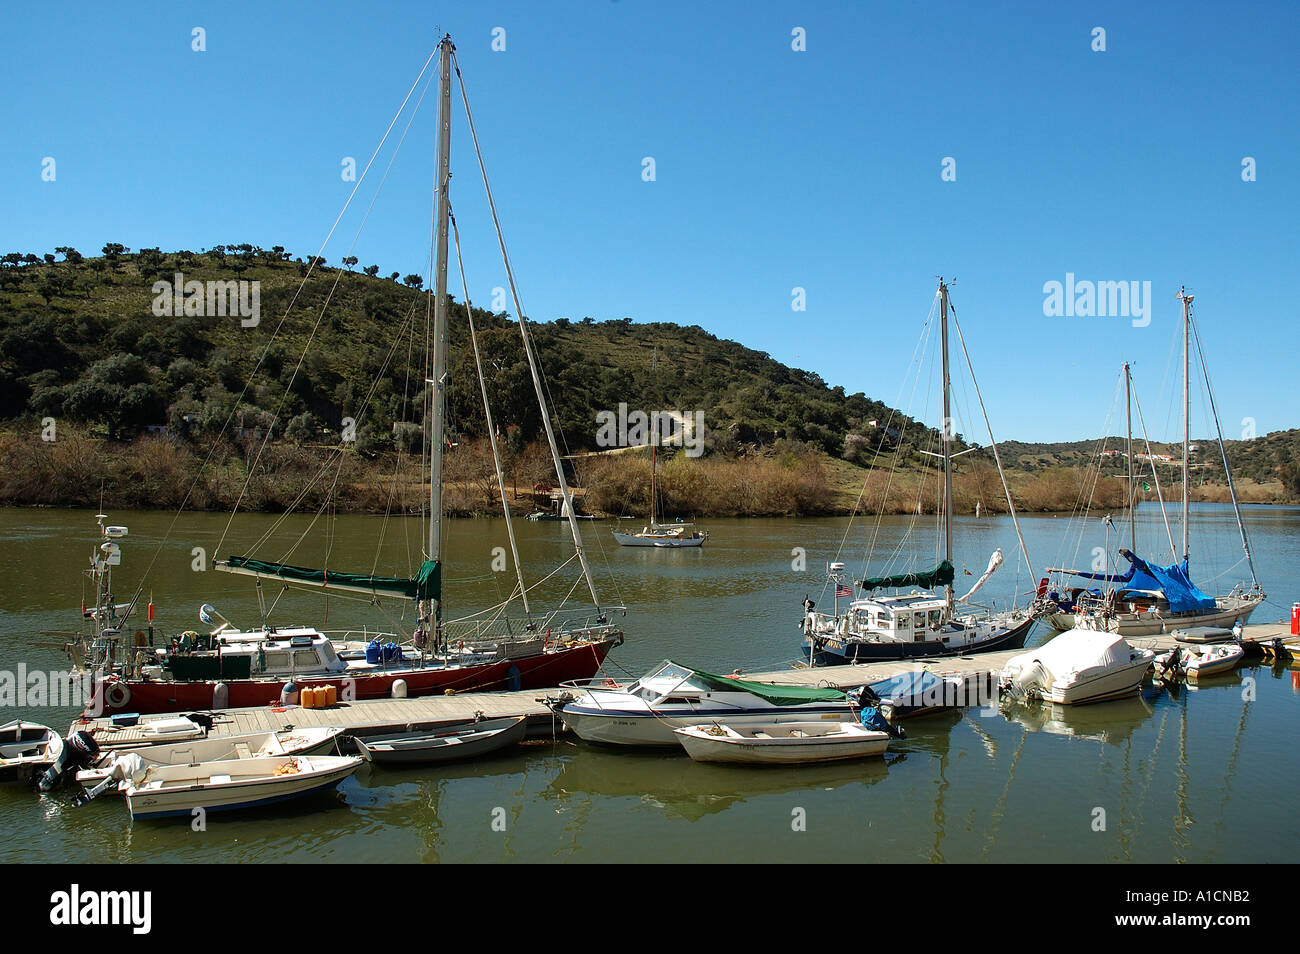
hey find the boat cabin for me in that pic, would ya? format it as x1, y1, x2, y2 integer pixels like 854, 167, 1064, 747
148, 628, 350, 682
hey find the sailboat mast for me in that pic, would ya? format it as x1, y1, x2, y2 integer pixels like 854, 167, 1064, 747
1125, 361, 1135, 553
939, 279, 953, 605
1179, 287, 1191, 560
428, 35, 453, 566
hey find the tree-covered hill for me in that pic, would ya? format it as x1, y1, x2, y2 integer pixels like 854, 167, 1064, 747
0, 245, 949, 461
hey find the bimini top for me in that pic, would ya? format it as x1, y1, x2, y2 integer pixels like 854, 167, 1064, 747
654, 660, 847, 706
1056, 549, 1215, 613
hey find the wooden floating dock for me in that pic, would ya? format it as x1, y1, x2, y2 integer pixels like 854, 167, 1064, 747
75, 621, 1299, 746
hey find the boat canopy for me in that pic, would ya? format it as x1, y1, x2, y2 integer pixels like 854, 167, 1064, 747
218, 556, 441, 601
666, 661, 847, 706
857, 561, 954, 593
1055, 549, 1215, 613
1004, 628, 1133, 676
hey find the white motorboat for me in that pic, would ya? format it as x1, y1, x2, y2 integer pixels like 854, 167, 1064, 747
0, 721, 63, 784
354, 716, 527, 766
77, 726, 344, 793
674, 721, 890, 764
1000, 629, 1154, 705
122, 754, 362, 820
1181, 642, 1244, 679
549, 661, 856, 746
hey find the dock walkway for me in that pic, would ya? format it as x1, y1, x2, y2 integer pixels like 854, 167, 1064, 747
75, 621, 1297, 746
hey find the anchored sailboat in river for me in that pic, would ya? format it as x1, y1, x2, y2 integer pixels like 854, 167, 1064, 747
64, 36, 623, 715
1039, 288, 1264, 636
801, 279, 1039, 664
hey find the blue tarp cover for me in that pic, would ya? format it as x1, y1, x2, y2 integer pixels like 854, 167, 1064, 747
1064, 549, 1215, 613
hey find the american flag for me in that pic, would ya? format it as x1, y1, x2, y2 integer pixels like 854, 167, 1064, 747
835, 584, 853, 598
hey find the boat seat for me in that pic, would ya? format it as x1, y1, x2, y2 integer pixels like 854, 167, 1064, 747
233, 743, 252, 759
752, 731, 772, 739
210, 774, 233, 785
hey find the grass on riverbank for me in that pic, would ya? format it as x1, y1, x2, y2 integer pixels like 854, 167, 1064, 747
0, 426, 1291, 517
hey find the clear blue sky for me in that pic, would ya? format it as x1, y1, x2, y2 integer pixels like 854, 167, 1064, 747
2, 1, 1296, 443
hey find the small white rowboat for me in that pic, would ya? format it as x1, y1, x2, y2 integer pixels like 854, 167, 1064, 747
674, 721, 890, 765
123, 754, 362, 820
77, 726, 345, 793
0, 721, 63, 784
1182, 642, 1245, 679
354, 716, 527, 766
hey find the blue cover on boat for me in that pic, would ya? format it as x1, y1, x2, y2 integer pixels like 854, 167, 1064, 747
868, 670, 944, 704
1059, 549, 1215, 612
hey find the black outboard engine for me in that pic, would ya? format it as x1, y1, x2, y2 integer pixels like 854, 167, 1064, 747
38, 731, 100, 792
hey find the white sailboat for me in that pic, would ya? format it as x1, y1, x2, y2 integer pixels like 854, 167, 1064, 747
1041, 290, 1264, 636
801, 280, 1039, 663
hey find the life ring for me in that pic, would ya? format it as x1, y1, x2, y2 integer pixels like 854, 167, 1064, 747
105, 680, 131, 710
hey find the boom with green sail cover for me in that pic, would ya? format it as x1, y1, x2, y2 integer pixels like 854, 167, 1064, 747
219, 556, 441, 602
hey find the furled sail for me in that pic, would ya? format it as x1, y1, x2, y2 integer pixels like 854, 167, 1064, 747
216, 556, 441, 601
958, 548, 1003, 603
857, 561, 955, 593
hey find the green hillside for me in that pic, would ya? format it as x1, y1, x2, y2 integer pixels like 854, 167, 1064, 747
0, 246, 948, 462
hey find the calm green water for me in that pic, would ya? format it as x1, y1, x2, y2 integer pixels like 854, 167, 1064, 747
2, 504, 1297, 863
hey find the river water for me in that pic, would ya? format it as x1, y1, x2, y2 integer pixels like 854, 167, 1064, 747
2, 504, 1297, 863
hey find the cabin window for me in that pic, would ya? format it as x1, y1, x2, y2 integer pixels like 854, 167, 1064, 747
876, 614, 891, 629
263, 652, 289, 669
663, 695, 701, 704
914, 613, 926, 629
294, 650, 322, 669
898, 615, 910, 630
929, 610, 942, 627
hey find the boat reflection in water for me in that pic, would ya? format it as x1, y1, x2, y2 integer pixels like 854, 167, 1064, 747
1000, 694, 1158, 747
541, 747, 894, 822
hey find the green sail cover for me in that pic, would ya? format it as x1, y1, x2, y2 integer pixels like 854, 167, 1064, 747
224, 556, 441, 601
683, 664, 847, 706
857, 560, 954, 592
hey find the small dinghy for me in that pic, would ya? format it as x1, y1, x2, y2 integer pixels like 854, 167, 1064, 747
77, 726, 344, 794
122, 754, 362, 820
1181, 642, 1244, 679
673, 721, 890, 765
353, 715, 527, 766
0, 721, 63, 784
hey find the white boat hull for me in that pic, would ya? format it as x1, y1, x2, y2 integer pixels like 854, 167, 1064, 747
675, 722, 890, 764
1184, 644, 1245, 679
78, 726, 344, 793
613, 531, 705, 548
1040, 655, 1154, 705
124, 755, 361, 819
1048, 595, 1262, 636
559, 704, 853, 746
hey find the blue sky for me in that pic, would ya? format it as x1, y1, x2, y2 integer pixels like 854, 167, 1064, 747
2, 1, 1296, 443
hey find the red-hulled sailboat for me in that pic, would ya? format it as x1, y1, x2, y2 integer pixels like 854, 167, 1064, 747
64, 36, 625, 716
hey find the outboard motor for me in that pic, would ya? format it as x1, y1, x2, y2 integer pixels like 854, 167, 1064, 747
38, 731, 100, 792
859, 705, 905, 739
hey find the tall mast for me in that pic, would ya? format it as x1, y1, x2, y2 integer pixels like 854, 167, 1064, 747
1125, 361, 1135, 554
939, 279, 953, 605
649, 346, 658, 525
1179, 286, 1191, 561
428, 35, 453, 566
